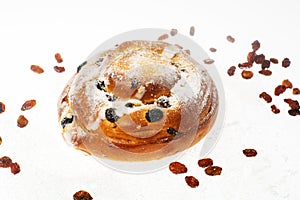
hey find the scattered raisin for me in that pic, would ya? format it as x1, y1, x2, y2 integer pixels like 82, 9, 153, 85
185, 176, 199, 188
198, 158, 213, 168
284, 99, 300, 110
158, 33, 169, 40
0, 156, 12, 168
241, 70, 254, 79
209, 47, 217, 52
227, 66, 236, 76
282, 79, 293, 89
167, 127, 181, 136
282, 58, 291, 68
251, 40, 260, 51
203, 58, 214, 64
271, 104, 280, 114
255, 54, 265, 64
73, 190, 93, 200
54, 66, 66, 73
61, 115, 74, 128
125, 102, 134, 108
247, 52, 256, 64
243, 149, 257, 157
259, 69, 272, 76
205, 166, 222, 176
169, 162, 187, 174
54, 53, 63, 63
10, 162, 20, 175
293, 88, 300, 95
261, 60, 271, 69
170, 29, 178, 36
145, 108, 163, 122
270, 58, 279, 64
0, 102, 5, 114
189, 26, 195, 36
30, 65, 44, 74
157, 97, 171, 108
21, 99, 36, 111
226, 35, 235, 43
17, 115, 28, 128
238, 62, 252, 69
106, 94, 117, 102
259, 92, 272, 103
105, 108, 119, 123
96, 80, 106, 91
288, 109, 300, 116
77, 61, 87, 73
274, 85, 286, 96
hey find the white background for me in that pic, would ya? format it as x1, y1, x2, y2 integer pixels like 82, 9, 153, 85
0, 0, 300, 199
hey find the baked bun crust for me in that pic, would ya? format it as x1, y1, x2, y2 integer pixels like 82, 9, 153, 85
58, 40, 218, 161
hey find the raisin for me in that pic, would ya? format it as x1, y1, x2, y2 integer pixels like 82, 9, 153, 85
189, 26, 195, 36
61, 115, 74, 128
158, 34, 169, 40
54, 53, 63, 63
271, 105, 280, 114
170, 29, 178, 36
226, 35, 235, 43
73, 190, 93, 200
96, 80, 106, 91
261, 60, 271, 69
255, 54, 265, 64
282, 79, 293, 89
54, 66, 66, 73
259, 92, 272, 103
185, 176, 199, 188
293, 88, 300, 95
105, 108, 119, 123
251, 40, 260, 51
288, 109, 300, 116
241, 70, 254, 79
169, 162, 187, 174
106, 94, 117, 102
17, 115, 28, 128
77, 61, 87, 73
270, 58, 279, 64
205, 166, 222, 176
227, 66, 236, 76
145, 108, 163, 122
10, 162, 20, 175
203, 58, 214, 64
247, 52, 256, 64
198, 158, 213, 168
284, 99, 300, 110
167, 127, 181, 135
0, 156, 12, 168
282, 58, 291, 68
125, 102, 134, 108
259, 69, 272, 76
157, 97, 171, 108
243, 149, 257, 157
30, 65, 44, 74
21, 99, 36, 111
274, 85, 286, 96
209, 47, 217, 52
238, 62, 252, 69
0, 102, 5, 114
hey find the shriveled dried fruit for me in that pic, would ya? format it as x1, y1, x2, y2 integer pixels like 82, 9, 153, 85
238, 62, 252, 69
21, 99, 36, 111
247, 52, 256, 64
259, 92, 272, 103
170, 29, 178, 36
17, 115, 28, 128
227, 66, 236, 76
0, 102, 5, 114
205, 166, 222, 176
169, 161, 187, 174
243, 149, 257, 157
259, 69, 272, 76
251, 40, 260, 51
198, 158, 213, 168
55, 53, 63, 63
0, 156, 12, 168
209, 47, 217, 52
274, 85, 286, 96
288, 109, 300, 116
10, 162, 20, 175
30, 65, 44, 74
189, 26, 195, 36
255, 54, 265, 64
241, 70, 254, 79
261, 60, 271, 69
271, 104, 280, 114
282, 79, 293, 89
282, 58, 291, 68
284, 99, 300, 110
293, 88, 300, 95
226, 35, 235, 43
185, 176, 199, 188
54, 66, 66, 73
73, 190, 93, 200
270, 58, 279, 64
158, 34, 169, 40
203, 58, 214, 64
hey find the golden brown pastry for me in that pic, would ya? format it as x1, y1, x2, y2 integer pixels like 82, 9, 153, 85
58, 40, 218, 161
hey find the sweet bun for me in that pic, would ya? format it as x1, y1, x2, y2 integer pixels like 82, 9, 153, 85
58, 40, 219, 161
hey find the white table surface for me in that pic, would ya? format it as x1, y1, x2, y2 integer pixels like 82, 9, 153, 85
0, 0, 299, 199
